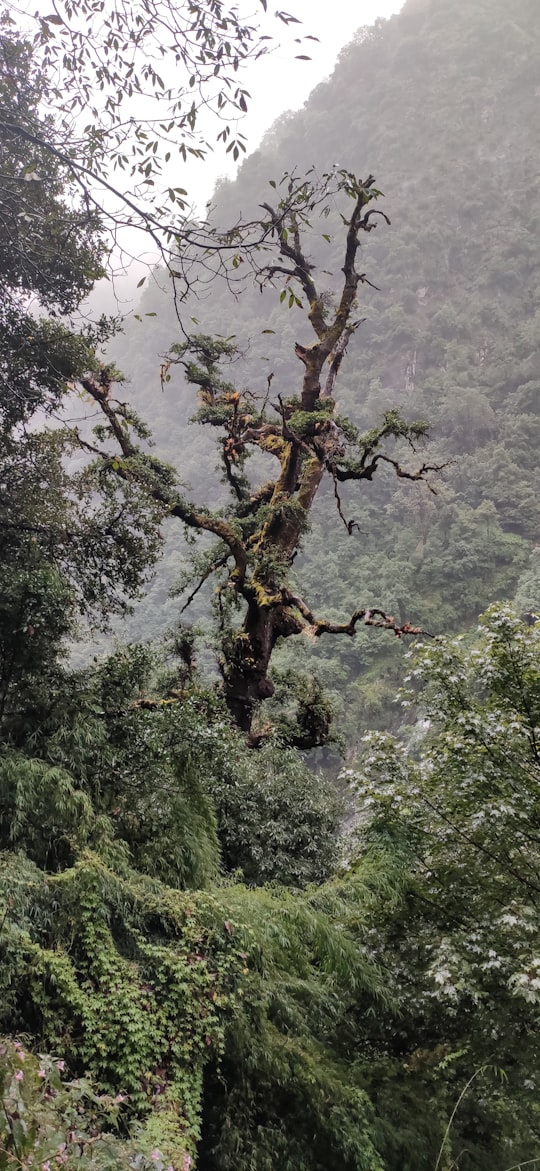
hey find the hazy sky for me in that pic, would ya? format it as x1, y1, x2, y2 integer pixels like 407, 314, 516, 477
186, 0, 404, 209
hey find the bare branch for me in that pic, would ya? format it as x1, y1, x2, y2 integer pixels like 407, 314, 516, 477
328, 467, 364, 535
178, 553, 229, 616
334, 454, 448, 492
377, 454, 449, 493
283, 591, 433, 640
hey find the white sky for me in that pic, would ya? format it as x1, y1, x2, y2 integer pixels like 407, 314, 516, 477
184, 0, 404, 210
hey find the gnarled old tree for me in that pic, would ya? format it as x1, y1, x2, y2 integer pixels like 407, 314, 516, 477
81, 170, 442, 744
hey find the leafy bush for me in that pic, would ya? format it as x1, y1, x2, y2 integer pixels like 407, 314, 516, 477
0, 1039, 167, 1171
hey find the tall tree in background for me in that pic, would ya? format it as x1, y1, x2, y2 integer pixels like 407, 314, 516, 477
82, 169, 442, 743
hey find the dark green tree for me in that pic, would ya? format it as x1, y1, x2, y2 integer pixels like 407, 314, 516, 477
0, 20, 169, 734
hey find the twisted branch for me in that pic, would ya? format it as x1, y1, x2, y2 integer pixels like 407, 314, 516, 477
334, 452, 447, 492
282, 590, 432, 639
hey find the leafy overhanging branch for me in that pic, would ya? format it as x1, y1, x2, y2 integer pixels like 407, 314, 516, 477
0, 115, 286, 305
2, 4, 319, 300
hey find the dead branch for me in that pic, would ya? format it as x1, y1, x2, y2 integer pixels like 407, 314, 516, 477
329, 467, 364, 535
283, 590, 433, 639
179, 553, 229, 615
334, 453, 448, 491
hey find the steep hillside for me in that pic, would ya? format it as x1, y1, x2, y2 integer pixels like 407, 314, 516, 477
107, 0, 540, 744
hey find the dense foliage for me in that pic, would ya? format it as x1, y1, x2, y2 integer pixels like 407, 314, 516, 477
5, 609, 540, 1169
347, 607, 540, 1167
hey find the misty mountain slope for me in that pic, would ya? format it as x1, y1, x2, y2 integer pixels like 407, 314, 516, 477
106, 0, 540, 741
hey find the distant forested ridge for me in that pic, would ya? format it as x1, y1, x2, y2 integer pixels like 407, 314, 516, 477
109, 0, 540, 742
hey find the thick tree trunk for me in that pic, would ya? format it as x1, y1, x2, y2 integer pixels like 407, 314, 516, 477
222, 444, 327, 734
222, 608, 276, 733
222, 593, 304, 734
